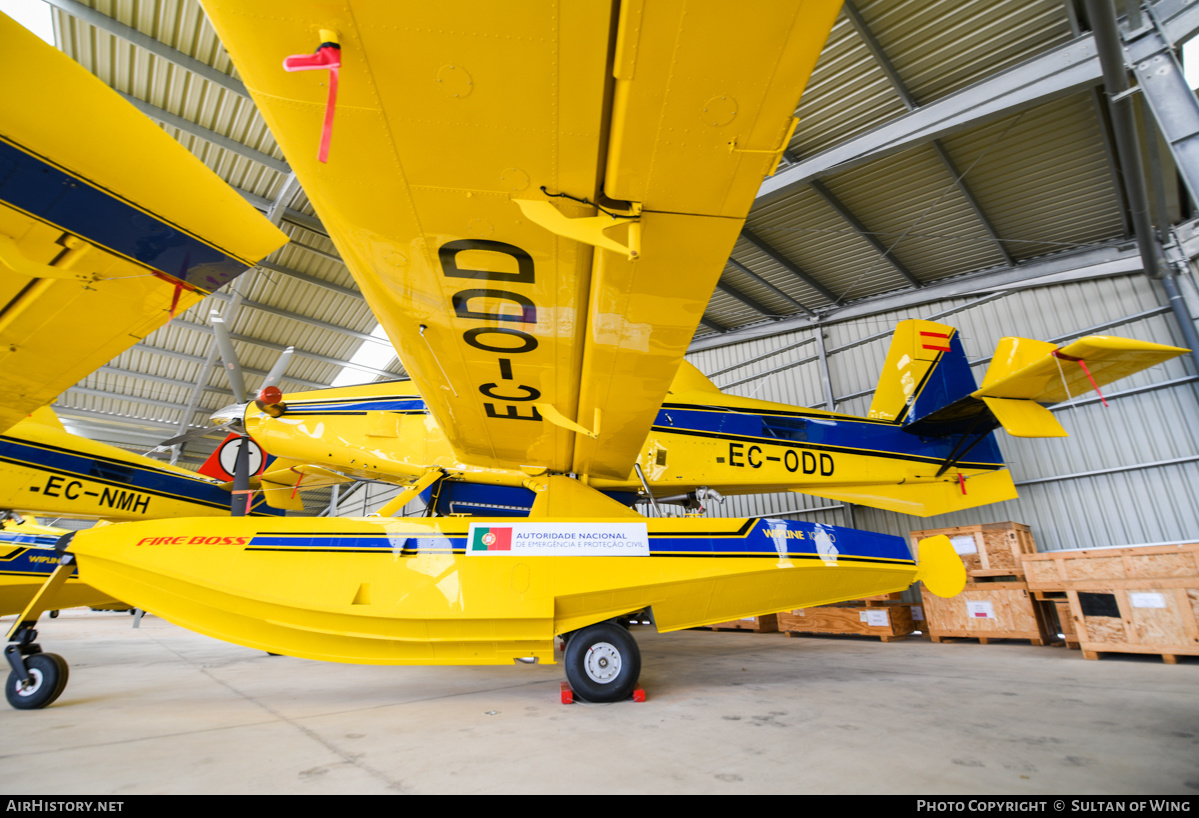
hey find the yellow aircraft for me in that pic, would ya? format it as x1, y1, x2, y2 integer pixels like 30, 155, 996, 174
243, 320, 1186, 519
0, 407, 285, 523
0, 13, 285, 439
3, 1, 1187, 709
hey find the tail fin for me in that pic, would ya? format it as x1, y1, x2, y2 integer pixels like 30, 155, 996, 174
868, 319, 980, 427
804, 319, 1015, 517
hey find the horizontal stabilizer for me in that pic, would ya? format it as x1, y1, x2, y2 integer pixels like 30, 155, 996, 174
798, 469, 1018, 518
979, 397, 1067, 438
906, 335, 1188, 439
979, 335, 1188, 404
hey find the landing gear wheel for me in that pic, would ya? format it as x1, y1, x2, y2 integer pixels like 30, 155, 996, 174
563, 622, 641, 703
48, 611, 58, 619
6, 653, 69, 710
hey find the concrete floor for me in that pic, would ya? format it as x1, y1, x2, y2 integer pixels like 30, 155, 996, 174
1, 609, 1196, 795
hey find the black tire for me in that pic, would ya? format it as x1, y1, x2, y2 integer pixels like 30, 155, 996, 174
5, 653, 69, 710
48, 610, 58, 619
563, 622, 641, 703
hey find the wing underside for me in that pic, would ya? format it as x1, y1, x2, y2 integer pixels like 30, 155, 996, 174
0, 13, 287, 434
202, 0, 841, 480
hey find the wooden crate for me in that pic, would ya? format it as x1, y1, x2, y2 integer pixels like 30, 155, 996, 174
698, 614, 778, 633
1022, 543, 1199, 589
920, 582, 1052, 645
1065, 588, 1199, 664
1022, 543, 1199, 663
911, 522, 1037, 579
777, 604, 914, 642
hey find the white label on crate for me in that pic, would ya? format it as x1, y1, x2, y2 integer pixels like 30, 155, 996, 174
949, 535, 978, 555
859, 611, 868, 622
1129, 592, 1167, 609
966, 600, 995, 619
864, 610, 890, 627
741, 617, 756, 622
911, 605, 925, 621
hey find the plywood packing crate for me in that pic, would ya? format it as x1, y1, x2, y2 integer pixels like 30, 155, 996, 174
1022, 543, 1199, 663
777, 604, 914, 642
920, 582, 1052, 645
699, 614, 778, 633
910, 522, 1036, 579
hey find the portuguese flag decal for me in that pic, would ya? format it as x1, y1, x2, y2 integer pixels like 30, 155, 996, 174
471, 526, 512, 551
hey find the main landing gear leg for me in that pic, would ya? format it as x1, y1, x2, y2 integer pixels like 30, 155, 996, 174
4, 549, 75, 710
561, 621, 642, 703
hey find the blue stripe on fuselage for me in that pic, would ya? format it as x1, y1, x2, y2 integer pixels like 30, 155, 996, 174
0, 137, 249, 292
284, 398, 426, 415
243, 519, 913, 563
652, 405, 1004, 467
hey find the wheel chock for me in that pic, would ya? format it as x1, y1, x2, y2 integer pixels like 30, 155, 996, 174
559, 681, 646, 704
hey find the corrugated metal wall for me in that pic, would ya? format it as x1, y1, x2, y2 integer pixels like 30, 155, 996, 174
686, 273, 1199, 552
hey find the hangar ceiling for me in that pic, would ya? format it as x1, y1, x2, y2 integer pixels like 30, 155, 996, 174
13, 0, 1199, 513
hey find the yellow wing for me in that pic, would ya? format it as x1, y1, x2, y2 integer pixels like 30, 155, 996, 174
201, 0, 841, 481
0, 13, 287, 434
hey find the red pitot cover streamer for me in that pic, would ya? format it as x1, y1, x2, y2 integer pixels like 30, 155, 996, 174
1053, 351, 1108, 407
283, 38, 341, 163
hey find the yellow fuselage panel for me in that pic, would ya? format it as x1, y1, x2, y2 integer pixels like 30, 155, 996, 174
249, 380, 994, 501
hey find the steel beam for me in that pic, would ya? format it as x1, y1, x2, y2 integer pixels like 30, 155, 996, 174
65, 387, 203, 415
1014, 454, 1199, 486
726, 258, 814, 317
689, 237, 1145, 353
699, 316, 729, 334
204, 290, 391, 347
117, 93, 290, 175
739, 228, 838, 302
266, 173, 303, 227
95, 366, 236, 398
842, 0, 1014, 267
706, 336, 815, 379
43, 0, 249, 98
716, 280, 775, 317
1130, 2, 1199, 208
256, 261, 361, 301
155, 320, 403, 380
52, 407, 208, 435
809, 179, 923, 287
758, 0, 1199, 206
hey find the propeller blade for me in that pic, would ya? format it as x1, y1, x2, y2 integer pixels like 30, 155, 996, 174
260, 346, 294, 395
210, 309, 246, 404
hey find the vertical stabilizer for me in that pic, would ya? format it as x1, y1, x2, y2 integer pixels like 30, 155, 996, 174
868, 320, 978, 425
